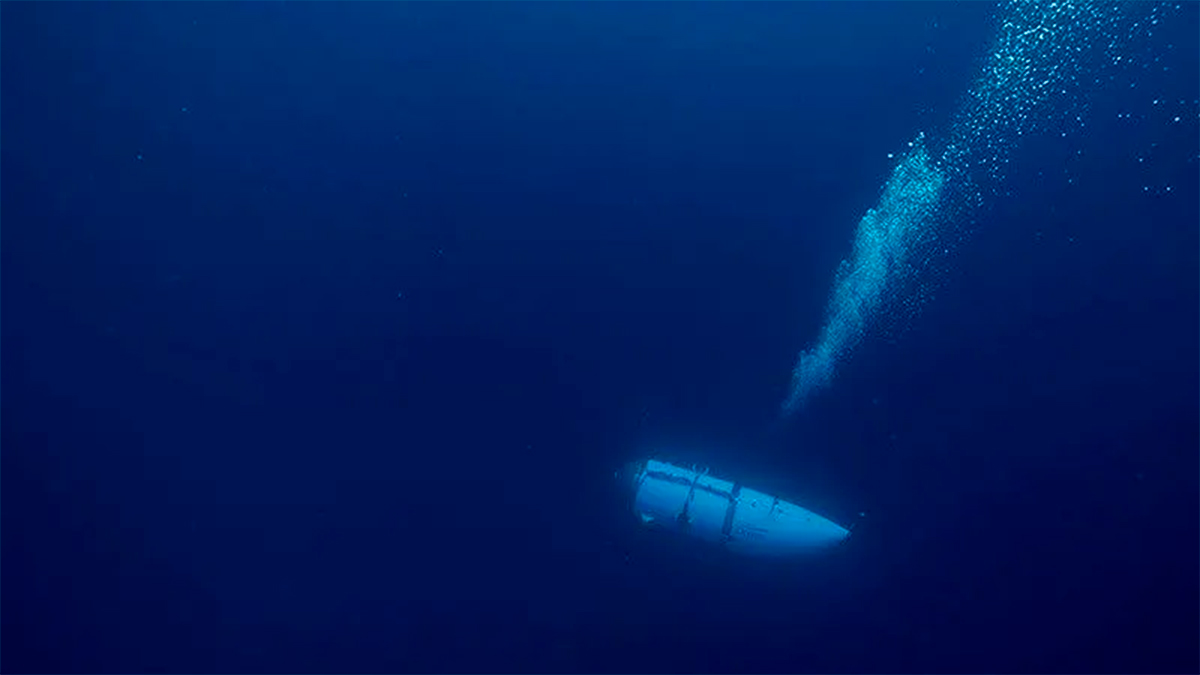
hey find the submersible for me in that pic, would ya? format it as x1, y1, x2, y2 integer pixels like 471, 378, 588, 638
618, 459, 851, 556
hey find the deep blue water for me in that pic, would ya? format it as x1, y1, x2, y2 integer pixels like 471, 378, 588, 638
3, 2, 1197, 673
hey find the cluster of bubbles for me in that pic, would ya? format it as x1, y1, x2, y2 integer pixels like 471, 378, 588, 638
944, 0, 1168, 189
781, 0, 1178, 416
782, 135, 946, 413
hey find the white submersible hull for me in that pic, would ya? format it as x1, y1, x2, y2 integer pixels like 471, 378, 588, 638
619, 459, 850, 556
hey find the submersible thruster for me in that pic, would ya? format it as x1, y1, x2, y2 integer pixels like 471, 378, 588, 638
618, 458, 851, 556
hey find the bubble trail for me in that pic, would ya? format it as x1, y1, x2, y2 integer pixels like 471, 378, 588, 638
782, 135, 946, 413
780, 0, 1170, 416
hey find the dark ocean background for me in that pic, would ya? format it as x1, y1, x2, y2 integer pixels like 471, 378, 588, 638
3, 2, 1197, 673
